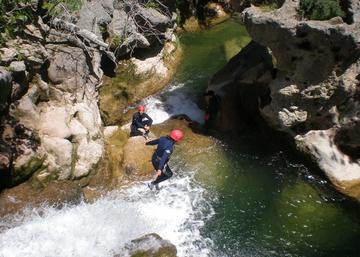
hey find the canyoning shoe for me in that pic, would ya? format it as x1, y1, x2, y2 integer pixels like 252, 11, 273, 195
147, 182, 154, 190
155, 184, 160, 190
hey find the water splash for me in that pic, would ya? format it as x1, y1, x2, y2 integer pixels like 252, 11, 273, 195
0, 173, 214, 257
142, 82, 205, 125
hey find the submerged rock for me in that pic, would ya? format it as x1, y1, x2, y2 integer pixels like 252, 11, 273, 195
118, 233, 177, 257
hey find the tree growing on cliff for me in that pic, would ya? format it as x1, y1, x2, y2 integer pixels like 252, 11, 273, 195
300, 0, 345, 21
0, 0, 83, 46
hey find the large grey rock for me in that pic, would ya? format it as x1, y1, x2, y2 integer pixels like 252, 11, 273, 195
0, 47, 17, 64
6, 40, 105, 187
296, 129, 360, 199
76, 0, 113, 38
46, 45, 90, 89
243, 0, 360, 133
42, 136, 73, 180
241, 0, 360, 199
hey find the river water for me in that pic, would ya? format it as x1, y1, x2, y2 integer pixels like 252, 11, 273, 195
1, 19, 360, 257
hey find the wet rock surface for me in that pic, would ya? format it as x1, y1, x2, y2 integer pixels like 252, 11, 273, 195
117, 233, 177, 257
0, 0, 178, 192
0, 181, 83, 218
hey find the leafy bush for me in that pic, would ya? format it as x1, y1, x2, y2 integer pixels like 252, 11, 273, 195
42, 0, 83, 16
300, 0, 345, 20
0, 0, 34, 45
0, 0, 83, 46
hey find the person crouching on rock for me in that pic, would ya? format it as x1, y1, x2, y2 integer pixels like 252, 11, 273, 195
130, 105, 153, 139
146, 129, 184, 190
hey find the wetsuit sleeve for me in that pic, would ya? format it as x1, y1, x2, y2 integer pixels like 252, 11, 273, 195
145, 138, 159, 145
158, 149, 171, 170
132, 113, 144, 128
144, 113, 153, 126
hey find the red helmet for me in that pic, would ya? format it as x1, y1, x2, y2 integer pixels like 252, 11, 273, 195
170, 129, 184, 142
138, 105, 145, 112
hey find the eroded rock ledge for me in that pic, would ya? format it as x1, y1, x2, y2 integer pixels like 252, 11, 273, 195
0, 0, 177, 192
208, 0, 360, 200
240, 0, 360, 199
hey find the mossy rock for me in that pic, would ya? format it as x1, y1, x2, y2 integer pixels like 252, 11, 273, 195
123, 233, 177, 257
12, 153, 46, 185
0, 180, 82, 218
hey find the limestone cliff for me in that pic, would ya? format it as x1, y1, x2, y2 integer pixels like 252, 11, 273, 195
213, 0, 360, 199
0, 0, 176, 191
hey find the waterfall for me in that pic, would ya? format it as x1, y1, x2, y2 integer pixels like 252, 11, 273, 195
0, 173, 215, 257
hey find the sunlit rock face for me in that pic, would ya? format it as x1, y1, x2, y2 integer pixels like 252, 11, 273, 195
240, 0, 360, 199
207, 0, 360, 199
0, 0, 179, 190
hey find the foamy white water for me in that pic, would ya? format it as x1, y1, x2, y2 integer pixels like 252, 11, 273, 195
142, 83, 205, 125
0, 83, 214, 257
0, 172, 215, 257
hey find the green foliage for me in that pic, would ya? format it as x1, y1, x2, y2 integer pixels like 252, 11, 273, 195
0, 0, 83, 46
144, 0, 160, 9
0, 0, 34, 45
42, 0, 83, 16
300, 0, 345, 20
259, 2, 279, 12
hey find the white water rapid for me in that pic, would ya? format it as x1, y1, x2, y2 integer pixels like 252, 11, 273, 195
0, 84, 215, 257
142, 83, 205, 125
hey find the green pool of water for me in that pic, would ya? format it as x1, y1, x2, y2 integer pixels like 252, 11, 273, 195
174, 17, 251, 95
175, 18, 360, 257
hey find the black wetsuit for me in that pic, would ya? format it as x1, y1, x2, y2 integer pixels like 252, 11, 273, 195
130, 112, 153, 137
146, 136, 175, 185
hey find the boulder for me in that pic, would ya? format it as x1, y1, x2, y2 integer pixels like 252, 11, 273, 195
238, 0, 360, 199
42, 136, 73, 180
120, 233, 177, 257
243, 0, 360, 133
0, 48, 17, 64
73, 138, 104, 179
76, 0, 113, 38
122, 136, 156, 179
296, 129, 360, 199
46, 45, 90, 90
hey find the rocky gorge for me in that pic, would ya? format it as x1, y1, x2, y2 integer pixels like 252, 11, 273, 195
1, 0, 360, 256
209, 0, 360, 200
0, 0, 181, 255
